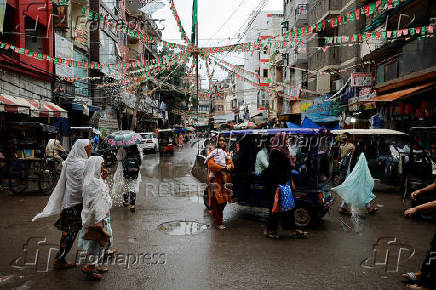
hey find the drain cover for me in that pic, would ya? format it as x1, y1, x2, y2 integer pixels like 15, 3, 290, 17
158, 221, 208, 235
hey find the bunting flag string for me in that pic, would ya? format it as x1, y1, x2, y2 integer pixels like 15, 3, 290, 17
215, 58, 258, 79
0, 41, 191, 78
167, 0, 193, 48
323, 25, 434, 45
53, 0, 411, 55
54, 0, 188, 51
95, 57, 189, 89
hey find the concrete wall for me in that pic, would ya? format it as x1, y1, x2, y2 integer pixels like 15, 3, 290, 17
0, 68, 52, 101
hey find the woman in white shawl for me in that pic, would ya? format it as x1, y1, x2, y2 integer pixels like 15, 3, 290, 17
78, 156, 112, 281
32, 139, 92, 269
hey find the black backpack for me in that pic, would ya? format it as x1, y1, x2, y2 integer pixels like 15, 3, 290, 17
123, 153, 141, 179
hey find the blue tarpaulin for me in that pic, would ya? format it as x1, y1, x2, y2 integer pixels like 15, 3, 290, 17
286, 122, 301, 128
301, 117, 320, 129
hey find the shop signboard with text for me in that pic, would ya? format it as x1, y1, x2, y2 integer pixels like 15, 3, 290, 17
351, 73, 373, 87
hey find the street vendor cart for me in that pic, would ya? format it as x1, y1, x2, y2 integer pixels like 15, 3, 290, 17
4, 122, 60, 195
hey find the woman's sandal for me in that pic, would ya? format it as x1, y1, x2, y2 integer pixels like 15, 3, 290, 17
53, 260, 76, 270
339, 208, 352, 216
96, 265, 109, 274
402, 272, 421, 282
406, 284, 428, 289
263, 229, 279, 239
81, 265, 102, 281
368, 208, 379, 215
290, 230, 308, 239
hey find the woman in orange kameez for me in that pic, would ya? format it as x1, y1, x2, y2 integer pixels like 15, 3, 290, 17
206, 136, 234, 230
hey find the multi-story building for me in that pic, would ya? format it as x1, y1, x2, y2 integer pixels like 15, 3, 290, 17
244, 11, 282, 120
307, 0, 364, 94
0, 0, 162, 131
211, 77, 236, 125
0, 0, 55, 104
281, 0, 309, 117
359, 0, 436, 131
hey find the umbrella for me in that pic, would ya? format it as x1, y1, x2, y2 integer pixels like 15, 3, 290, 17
239, 121, 256, 128
105, 131, 143, 147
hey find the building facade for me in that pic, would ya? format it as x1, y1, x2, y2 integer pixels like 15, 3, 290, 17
244, 11, 282, 120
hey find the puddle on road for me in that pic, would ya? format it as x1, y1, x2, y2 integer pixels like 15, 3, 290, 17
158, 221, 208, 235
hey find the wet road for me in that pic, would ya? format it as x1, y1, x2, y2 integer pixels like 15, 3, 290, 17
0, 142, 434, 289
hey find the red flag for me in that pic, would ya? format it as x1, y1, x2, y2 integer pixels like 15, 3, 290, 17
338, 15, 342, 26
330, 18, 335, 28
364, 5, 370, 16
387, 0, 392, 9
355, 9, 360, 20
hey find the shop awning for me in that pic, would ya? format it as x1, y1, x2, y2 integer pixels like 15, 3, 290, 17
0, 94, 68, 117
366, 82, 436, 102
72, 103, 101, 112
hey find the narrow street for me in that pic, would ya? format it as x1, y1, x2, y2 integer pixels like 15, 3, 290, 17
0, 144, 433, 289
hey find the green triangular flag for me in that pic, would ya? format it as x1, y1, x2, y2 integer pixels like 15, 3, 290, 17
409, 27, 415, 36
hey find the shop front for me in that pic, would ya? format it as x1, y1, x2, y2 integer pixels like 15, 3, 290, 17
364, 70, 436, 132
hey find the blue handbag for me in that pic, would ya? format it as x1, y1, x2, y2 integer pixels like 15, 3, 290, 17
278, 182, 295, 211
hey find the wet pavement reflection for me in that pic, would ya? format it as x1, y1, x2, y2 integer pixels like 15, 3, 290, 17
158, 221, 209, 236
0, 140, 434, 289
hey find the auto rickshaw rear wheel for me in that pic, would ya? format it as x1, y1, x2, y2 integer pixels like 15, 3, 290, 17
294, 205, 312, 228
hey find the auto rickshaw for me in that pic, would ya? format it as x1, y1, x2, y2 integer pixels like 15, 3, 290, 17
192, 128, 335, 228
330, 129, 408, 186
158, 129, 175, 156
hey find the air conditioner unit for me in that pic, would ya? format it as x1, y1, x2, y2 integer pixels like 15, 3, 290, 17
334, 79, 343, 91
430, 18, 436, 25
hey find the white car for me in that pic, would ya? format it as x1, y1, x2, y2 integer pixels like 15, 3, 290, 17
138, 132, 159, 153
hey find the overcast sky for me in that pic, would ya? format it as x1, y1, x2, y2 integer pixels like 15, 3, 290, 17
152, 0, 283, 86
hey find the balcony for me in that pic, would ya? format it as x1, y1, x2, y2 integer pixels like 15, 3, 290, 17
128, 48, 141, 62
288, 41, 308, 66
308, 0, 341, 24
308, 46, 339, 71
295, 4, 308, 27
